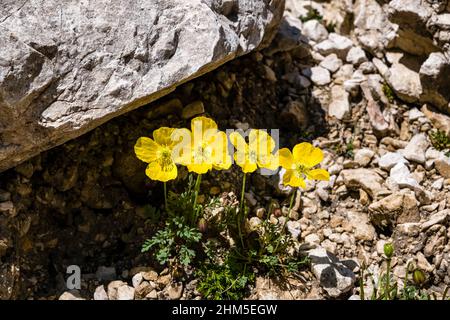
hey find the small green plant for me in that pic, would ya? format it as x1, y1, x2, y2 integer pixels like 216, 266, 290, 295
300, 8, 323, 22
429, 130, 450, 153
326, 22, 336, 33
142, 215, 202, 267
359, 243, 450, 300
333, 139, 354, 158
196, 261, 254, 300
247, 219, 308, 276
196, 239, 254, 300
382, 83, 395, 103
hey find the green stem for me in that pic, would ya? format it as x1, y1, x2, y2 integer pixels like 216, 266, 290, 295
274, 188, 297, 254
360, 267, 365, 301
238, 173, 246, 249
192, 174, 202, 225
288, 188, 296, 214
385, 258, 391, 300
163, 181, 168, 210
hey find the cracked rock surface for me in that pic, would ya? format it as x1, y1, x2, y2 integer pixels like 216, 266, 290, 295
0, 0, 284, 172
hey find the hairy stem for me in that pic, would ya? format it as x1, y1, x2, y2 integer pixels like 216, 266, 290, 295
385, 258, 391, 300
192, 174, 202, 225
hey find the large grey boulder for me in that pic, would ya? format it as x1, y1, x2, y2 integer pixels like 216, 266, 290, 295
0, 0, 284, 172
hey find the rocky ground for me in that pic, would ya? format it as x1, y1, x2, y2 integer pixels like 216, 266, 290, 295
1, 0, 450, 300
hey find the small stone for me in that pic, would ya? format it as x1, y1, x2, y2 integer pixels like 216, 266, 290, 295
408, 108, 425, 121
141, 270, 158, 282
328, 85, 350, 120
302, 19, 329, 42
117, 285, 135, 300
59, 290, 85, 300
94, 285, 109, 300
135, 281, 154, 298
145, 289, 158, 299
346, 47, 367, 66
167, 282, 184, 300
376, 240, 388, 255
396, 223, 421, 237
319, 54, 342, 73
346, 211, 376, 241
416, 252, 434, 272
431, 178, 444, 190
369, 191, 420, 228
378, 152, 409, 171
107, 280, 127, 300
286, 220, 301, 239
0, 201, 16, 217
308, 247, 356, 298
315, 33, 353, 59
305, 66, 331, 86
157, 274, 171, 287
95, 266, 116, 281
263, 65, 277, 82
181, 101, 205, 119
354, 148, 375, 167
435, 156, 450, 178
421, 209, 449, 231
305, 233, 320, 245
389, 162, 419, 189
402, 134, 429, 164
339, 169, 384, 198
132, 272, 144, 288
359, 61, 376, 74
248, 216, 262, 232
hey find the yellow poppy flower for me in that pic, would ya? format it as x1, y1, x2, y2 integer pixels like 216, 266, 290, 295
134, 127, 178, 182
277, 142, 330, 188
229, 129, 279, 173
176, 116, 232, 174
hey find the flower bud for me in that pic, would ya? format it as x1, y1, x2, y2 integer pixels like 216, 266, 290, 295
383, 243, 394, 258
198, 218, 208, 233
413, 269, 426, 286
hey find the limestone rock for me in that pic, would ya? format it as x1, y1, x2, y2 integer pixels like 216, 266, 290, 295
0, 0, 285, 172
315, 33, 353, 59
339, 169, 384, 198
388, 162, 419, 189
420, 53, 450, 115
308, 247, 356, 298
354, 148, 375, 167
302, 19, 329, 42
59, 290, 85, 300
378, 152, 409, 171
346, 47, 368, 66
328, 85, 350, 120
368, 190, 420, 229
319, 54, 343, 74
402, 134, 429, 164
305, 66, 331, 86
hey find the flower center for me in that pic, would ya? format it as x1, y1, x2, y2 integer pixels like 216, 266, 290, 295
158, 148, 174, 172
296, 164, 310, 178
193, 145, 212, 164
249, 150, 258, 163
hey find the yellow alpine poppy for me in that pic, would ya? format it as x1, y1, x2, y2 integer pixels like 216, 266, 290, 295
134, 127, 178, 182
175, 116, 232, 174
277, 142, 330, 188
229, 129, 279, 173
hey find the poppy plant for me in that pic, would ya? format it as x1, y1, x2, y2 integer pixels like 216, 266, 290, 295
134, 127, 180, 208
229, 129, 279, 248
